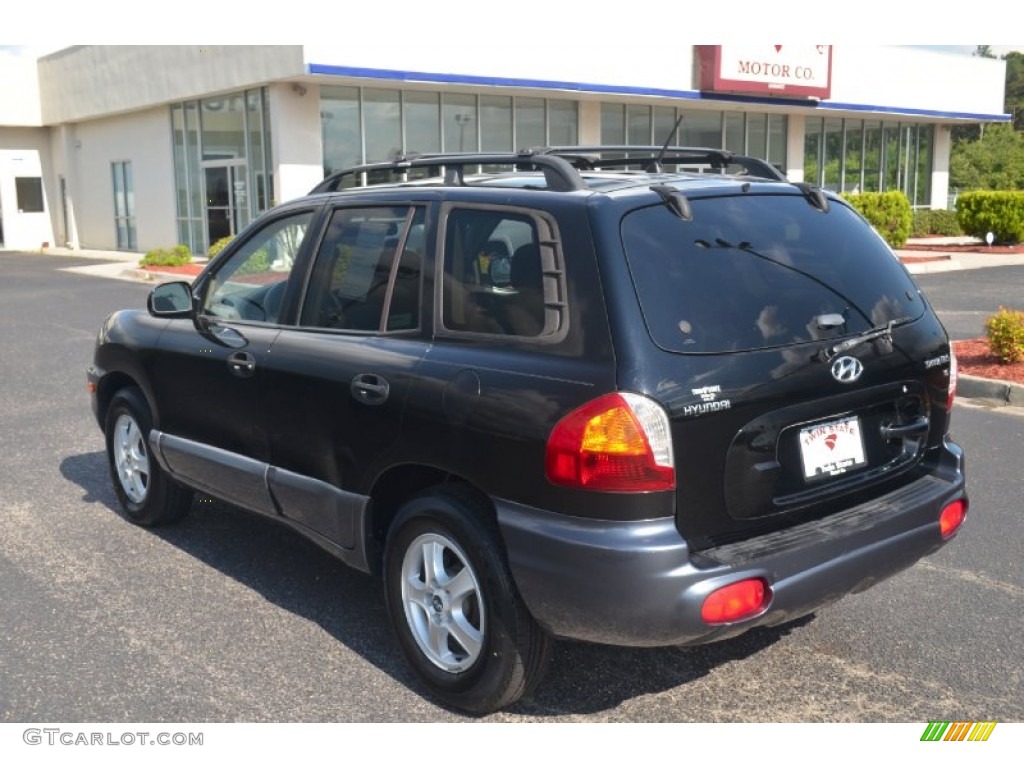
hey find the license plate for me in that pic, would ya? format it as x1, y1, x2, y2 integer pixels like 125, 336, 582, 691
799, 415, 867, 480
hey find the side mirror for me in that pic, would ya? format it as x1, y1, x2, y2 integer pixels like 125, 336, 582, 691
147, 281, 195, 318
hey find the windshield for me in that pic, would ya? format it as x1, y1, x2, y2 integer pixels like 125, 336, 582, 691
620, 194, 923, 354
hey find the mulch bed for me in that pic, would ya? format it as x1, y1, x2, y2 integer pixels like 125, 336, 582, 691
903, 242, 1024, 254
952, 338, 1024, 385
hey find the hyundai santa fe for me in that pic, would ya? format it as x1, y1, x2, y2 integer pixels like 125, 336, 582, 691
88, 146, 967, 713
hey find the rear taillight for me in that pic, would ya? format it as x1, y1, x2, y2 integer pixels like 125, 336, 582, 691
939, 499, 967, 539
947, 348, 958, 412
545, 392, 675, 492
701, 578, 772, 624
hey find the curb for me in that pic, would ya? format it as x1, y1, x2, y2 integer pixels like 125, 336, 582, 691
127, 267, 204, 283
957, 374, 1024, 407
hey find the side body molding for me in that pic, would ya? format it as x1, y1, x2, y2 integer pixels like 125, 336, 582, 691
149, 430, 371, 572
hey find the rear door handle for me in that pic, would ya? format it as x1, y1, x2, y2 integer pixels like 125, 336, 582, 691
227, 351, 256, 378
351, 373, 390, 405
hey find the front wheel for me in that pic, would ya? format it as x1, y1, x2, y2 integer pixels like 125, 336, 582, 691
104, 387, 192, 526
383, 487, 549, 714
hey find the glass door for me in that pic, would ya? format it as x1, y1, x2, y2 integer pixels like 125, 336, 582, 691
203, 162, 248, 251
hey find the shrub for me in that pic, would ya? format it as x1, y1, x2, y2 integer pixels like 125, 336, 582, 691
208, 236, 234, 259
234, 248, 272, 276
911, 209, 963, 238
139, 245, 192, 267
956, 191, 1024, 244
986, 306, 1024, 364
842, 191, 912, 248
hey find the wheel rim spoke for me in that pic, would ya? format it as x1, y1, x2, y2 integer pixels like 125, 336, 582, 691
445, 567, 476, 601
448, 610, 483, 658
113, 413, 149, 504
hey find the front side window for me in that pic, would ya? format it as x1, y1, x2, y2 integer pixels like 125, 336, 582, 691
440, 206, 564, 339
203, 210, 314, 324
300, 206, 424, 332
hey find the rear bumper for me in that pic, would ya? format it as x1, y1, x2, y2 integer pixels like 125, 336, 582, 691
496, 439, 966, 647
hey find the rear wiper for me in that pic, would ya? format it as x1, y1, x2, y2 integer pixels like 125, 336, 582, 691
816, 319, 903, 362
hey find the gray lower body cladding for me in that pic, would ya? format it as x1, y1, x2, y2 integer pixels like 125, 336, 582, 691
496, 439, 966, 647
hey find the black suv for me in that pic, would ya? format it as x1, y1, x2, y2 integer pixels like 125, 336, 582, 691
88, 147, 967, 714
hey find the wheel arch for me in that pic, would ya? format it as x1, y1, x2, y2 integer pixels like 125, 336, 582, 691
96, 372, 144, 427
365, 464, 497, 576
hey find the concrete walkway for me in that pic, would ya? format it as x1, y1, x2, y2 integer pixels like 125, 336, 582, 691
895, 237, 1024, 274
39, 247, 206, 284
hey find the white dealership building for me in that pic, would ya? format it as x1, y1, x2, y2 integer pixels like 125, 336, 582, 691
0, 44, 1009, 254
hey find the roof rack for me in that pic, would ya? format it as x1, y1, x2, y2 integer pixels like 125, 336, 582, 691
539, 146, 787, 181
311, 150, 586, 194
309, 145, 787, 195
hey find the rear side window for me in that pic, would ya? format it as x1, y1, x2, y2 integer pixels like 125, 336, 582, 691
440, 206, 566, 339
621, 194, 924, 354
301, 206, 424, 332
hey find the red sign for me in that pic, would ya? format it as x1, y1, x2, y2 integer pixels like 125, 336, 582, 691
697, 45, 832, 100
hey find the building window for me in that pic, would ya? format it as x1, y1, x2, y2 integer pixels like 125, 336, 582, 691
321, 88, 579, 175
804, 118, 934, 206
444, 93, 478, 153
171, 87, 273, 254
15, 177, 44, 213
599, 103, 787, 170
111, 162, 136, 250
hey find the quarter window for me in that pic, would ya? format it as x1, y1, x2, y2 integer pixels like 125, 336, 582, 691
441, 207, 563, 338
203, 210, 313, 324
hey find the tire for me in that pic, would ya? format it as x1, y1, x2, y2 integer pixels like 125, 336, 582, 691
383, 486, 549, 714
104, 387, 192, 527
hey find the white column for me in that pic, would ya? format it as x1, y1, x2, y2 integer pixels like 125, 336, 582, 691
54, 124, 80, 249
931, 123, 951, 210
578, 100, 601, 144
786, 113, 805, 183
267, 82, 324, 205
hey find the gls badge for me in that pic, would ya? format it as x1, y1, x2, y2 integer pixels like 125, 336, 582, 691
831, 356, 864, 384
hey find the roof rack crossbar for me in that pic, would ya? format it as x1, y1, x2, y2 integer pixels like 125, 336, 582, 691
539, 146, 786, 181
311, 151, 586, 194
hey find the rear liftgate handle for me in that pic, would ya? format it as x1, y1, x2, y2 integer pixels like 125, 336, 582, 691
879, 416, 929, 441
351, 373, 390, 405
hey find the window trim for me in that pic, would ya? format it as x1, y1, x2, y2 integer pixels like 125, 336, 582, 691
434, 202, 569, 344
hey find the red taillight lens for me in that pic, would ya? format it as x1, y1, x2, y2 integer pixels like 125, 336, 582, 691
701, 578, 771, 624
939, 499, 967, 539
946, 349, 958, 412
545, 392, 675, 492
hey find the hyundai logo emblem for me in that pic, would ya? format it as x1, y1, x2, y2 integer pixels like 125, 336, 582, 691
831, 356, 864, 384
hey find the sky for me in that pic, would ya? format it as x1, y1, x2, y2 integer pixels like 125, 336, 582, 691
1, 0, 1022, 58
1, 0, 1022, 65
3, 45, 1023, 63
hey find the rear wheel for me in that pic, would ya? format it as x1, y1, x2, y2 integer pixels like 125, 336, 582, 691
105, 387, 192, 526
384, 487, 549, 714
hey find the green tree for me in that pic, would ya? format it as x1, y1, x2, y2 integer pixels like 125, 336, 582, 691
954, 47, 1023, 143
950, 123, 1024, 190
1005, 51, 1024, 131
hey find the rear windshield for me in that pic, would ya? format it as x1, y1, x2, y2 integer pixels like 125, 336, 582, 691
620, 194, 924, 354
